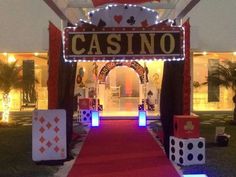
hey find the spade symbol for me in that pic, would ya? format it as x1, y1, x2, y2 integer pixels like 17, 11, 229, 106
127, 16, 135, 25
98, 19, 106, 27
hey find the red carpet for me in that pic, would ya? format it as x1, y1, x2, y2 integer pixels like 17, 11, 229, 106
68, 120, 180, 177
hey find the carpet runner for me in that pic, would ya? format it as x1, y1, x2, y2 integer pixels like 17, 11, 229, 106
68, 120, 180, 177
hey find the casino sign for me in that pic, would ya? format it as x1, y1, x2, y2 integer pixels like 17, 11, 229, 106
63, 24, 184, 62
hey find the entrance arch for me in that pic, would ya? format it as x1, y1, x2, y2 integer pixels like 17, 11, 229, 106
98, 61, 146, 84
98, 61, 147, 111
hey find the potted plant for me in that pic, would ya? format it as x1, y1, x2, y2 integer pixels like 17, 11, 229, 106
0, 60, 38, 124
0, 60, 23, 123
206, 61, 236, 124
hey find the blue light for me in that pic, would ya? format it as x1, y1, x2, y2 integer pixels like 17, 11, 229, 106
139, 111, 146, 126
183, 175, 208, 177
92, 111, 99, 127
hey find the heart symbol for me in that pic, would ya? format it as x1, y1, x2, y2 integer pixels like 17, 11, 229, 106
141, 19, 148, 27
114, 15, 123, 24
98, 19, 106, 27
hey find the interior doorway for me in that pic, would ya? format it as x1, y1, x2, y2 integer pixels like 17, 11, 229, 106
103, 66, 140, 116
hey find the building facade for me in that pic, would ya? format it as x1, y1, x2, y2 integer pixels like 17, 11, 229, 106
0, 0, 235, 113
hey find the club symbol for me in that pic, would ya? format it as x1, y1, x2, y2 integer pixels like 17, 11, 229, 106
127, 16, 135, 25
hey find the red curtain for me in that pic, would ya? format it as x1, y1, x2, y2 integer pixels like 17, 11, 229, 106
92, 0, 160, 7
182, 19, 191, 115
48, 22, 61, 109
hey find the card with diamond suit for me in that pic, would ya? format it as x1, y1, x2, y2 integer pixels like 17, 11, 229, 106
32, 109, 67, 161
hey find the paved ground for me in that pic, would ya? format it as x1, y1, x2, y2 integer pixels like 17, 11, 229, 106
10, 111, 32, 126
6, 111, 235, 126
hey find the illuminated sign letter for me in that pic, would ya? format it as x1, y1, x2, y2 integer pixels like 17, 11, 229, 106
127, 33, 134, 54
72, 35, 86, 55
107, 34, 121, 54
160, 33, 175, 54
140, 33, 155, 54
88, 34, 102, 55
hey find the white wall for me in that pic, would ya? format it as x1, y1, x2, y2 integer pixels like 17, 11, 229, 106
1, 0, 236, 52
0, 0, 62, 52
184, 0, 236, 52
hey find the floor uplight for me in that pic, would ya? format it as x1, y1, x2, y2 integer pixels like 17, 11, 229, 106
183, 174, 208, 177
92, 111, 99, 127
139, 111, 146, 126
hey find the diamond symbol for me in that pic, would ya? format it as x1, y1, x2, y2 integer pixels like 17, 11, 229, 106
54, 146, 59, 152
54, 126, 60, 133
54, 136, 60, 143
46, 141, 52, 148
39, 116, 45, 124
39, 146, 45, 153
39, 136, 45, 143
54, 117, 59, 123
46, 122, 52, 129
39, 127, 45, 133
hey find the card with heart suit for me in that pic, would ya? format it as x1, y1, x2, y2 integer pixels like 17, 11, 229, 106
90, 4, 158, 27
32, 109, 67, 161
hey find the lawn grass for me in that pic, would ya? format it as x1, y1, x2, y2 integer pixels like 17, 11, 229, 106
182, 116, 236, 177
0, 126, 59, 177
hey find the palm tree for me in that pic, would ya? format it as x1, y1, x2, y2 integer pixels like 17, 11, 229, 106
0, 60, 23, 123
207, 60, 236, 123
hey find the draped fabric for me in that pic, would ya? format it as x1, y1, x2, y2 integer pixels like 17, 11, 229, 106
57, 58, 76, 153
48, 22, 77, 158
160, 61, 184, 157
182, 19, 191, 115
160, 20, 191, 157
48, 22, 61, 109
92, 0, 160, 7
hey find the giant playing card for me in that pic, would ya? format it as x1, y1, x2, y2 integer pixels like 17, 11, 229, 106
32, 110, 67, 161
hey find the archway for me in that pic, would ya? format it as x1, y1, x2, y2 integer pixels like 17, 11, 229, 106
48, 4, 190, 158
98, 61, 146, 84
98, 62, 146, 116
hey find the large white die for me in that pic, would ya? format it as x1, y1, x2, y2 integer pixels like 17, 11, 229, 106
78, 109, 91, 123
169, 136, 205, 166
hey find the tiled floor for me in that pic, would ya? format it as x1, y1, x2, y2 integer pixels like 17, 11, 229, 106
101, 97, 159, 117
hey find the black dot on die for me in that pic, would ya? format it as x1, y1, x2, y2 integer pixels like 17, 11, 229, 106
171, 147, 175, 153
83, 111, 86, 115
86, 113, 90, 117
171, 155, 175, 161
198, 154, 203, 161
187, 153, 193, 161
187, 143, 193, 150
179, 141, 183, 148
179, 157, 184, 164
198, 142, 204, 148
83, 117, 87, 121
171, 139, 175, 145
179, 149, 183, 156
